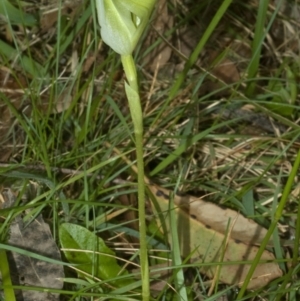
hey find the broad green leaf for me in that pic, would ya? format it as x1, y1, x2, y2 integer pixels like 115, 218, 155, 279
148, 184, 282, 289
0, 40, 45, 77
0, 0, 37, 26
59, 223, 133, 287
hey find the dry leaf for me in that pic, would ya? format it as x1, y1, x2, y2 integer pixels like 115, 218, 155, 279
148, 184, 282, 289
150, 184, 270, 246
0, 189, 64, 301
40, 1, 84, 33
142, 0, 173, 72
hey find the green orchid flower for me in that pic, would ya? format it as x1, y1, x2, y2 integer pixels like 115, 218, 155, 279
95, 0, 156, 55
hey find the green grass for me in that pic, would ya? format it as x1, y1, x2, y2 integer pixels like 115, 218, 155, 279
1, 0, 300, 300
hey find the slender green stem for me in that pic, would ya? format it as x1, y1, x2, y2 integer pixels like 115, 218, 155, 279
134, 130, 149, 300
121, 54, 149, 300
245, 0, 269, 97
121, 54, 138, 92
237, 150, 300, 299
274, 179, 300, 301
0, 249, 16, 301
246, 0, 282, 96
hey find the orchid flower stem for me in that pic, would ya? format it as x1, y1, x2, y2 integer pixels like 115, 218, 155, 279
121, 54, 149, 300
121, 55, 138, 92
